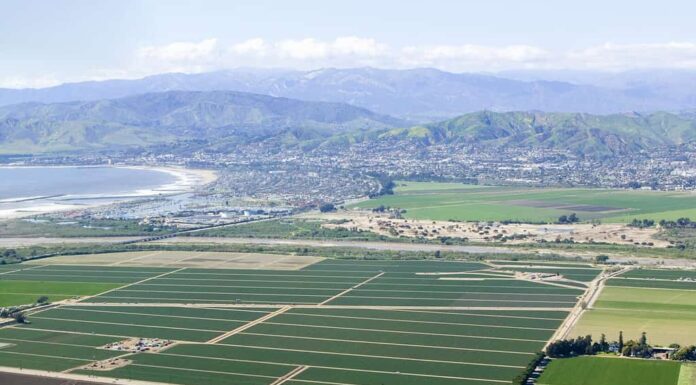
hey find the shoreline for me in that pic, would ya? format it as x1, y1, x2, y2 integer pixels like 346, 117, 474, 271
0, 165, 218, 219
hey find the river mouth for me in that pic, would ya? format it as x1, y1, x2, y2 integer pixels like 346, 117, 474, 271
0, 165, 217, 219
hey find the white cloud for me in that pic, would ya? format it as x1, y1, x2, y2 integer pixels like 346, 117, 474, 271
107, 38, 696, 80
230, 38, 268, 55
137, 38, 218, 62
565, 42, 696, 70
400, 44, 549, 70
8, 38, 696, 88
0, 75, 63, 89
274, 37, 387, 60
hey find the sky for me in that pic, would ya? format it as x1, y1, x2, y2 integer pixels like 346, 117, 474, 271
2, 0, 696, 88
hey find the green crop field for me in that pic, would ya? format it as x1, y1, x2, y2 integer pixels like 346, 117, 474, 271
0, 256, 586, 385
572, 284, 696, 345
0, 280, 121, 306
352, 182, 696, 223
538, 356, 683, 385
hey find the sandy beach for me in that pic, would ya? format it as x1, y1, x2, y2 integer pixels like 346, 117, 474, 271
0, 165, 217, 219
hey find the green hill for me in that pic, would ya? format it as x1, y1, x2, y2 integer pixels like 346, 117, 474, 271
382, 111, 696, 156
0, 91, 403, 154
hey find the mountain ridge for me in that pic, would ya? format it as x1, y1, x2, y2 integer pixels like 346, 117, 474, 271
4, 68, 696, 121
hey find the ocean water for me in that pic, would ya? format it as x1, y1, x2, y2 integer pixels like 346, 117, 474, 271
0, 167, 177, 200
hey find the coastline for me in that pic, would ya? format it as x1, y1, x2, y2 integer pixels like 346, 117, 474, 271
0, 165, 218, 219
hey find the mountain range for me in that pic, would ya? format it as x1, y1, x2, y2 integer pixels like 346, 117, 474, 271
1, 89, 696, 157
4, 68, 696, 121
0, 91, 403, 154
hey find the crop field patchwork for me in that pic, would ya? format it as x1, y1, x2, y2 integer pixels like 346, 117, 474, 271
352, 182, 696, 222
0, 256, 587, 385
573, 269, 696, 345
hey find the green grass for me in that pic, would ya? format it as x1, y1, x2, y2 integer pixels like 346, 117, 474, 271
679, 364, 696, 385
0, 280, 121, 306
0, 217, 175, 237
538, 356, 682, 385
573, 286, 696, 345
619, 269, 696, 280
352, 182, 696, 223
0, 328, 123, 372
191, 218, 386, 240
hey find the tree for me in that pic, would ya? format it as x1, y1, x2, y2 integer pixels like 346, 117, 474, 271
672, 346, 696, 361
36, 296, 49, 304
595, 255, 609, 264
618, 331, 624, 352
639, 332, 648, 347
599, 333, 609, 352
11, 312, 27, 324
319, 203, 336, 213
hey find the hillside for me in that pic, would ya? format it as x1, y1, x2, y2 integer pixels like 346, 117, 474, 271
2, 68, 693, 121
381, 111, 696, 155
0, 91, 403, 154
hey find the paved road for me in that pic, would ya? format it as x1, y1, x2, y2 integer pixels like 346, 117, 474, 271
152, 236, 519, 254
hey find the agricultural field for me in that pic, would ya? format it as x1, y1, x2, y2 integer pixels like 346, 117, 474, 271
0, 255, 586, 385
25, 250, 323, 270
352, 182, 696, 223
537, 356, 684, 385
572, 269, 696, 345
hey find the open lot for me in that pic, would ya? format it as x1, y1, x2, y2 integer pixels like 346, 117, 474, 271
0, 256, 579, 385
351, 182, 696, 223
537, 356, 683, 385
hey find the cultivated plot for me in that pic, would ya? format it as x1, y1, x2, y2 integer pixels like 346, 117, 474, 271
352, 182, 696, 222
573, 283, 696, 345
26, 251, 323, 270
537, 356, 684, 385
0, 257, 582, 385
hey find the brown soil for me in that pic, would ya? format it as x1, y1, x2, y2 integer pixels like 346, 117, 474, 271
316, 211, 668, 247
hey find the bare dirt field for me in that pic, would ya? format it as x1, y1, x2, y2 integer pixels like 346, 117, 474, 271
315, 211, 668, 247
26, 250, 323, 270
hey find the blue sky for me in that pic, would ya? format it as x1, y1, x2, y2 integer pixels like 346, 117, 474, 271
2, 0, 696, 88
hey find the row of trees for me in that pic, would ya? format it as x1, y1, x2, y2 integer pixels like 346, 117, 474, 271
512, 351, 545, 385
547, 332, 696, 362
627, 217, 695, 229
628, 218, 655, 228
660, 217, 695, 229
546, 332, 652, 358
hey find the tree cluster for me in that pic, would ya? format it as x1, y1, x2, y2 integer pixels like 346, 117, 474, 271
628, 218, 655, 228
511, 351, 545, 385
319, 203, 336, 213
659, 218, 695, 229
672, 345, 696, 361
621, 332, 652, 358
546, 335, 598, 357
557, 213, 579, 224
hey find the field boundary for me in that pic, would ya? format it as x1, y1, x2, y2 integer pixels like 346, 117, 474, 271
319, 272, 385, 306
77, 267, 187, 303
269, 365, 309, 385
206, 305, 292, 344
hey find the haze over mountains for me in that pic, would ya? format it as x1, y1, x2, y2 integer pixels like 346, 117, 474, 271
1, 67, 696, 157
3, 68, 696, 121
1, 89, 696, 157
0, 91, 402, 154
